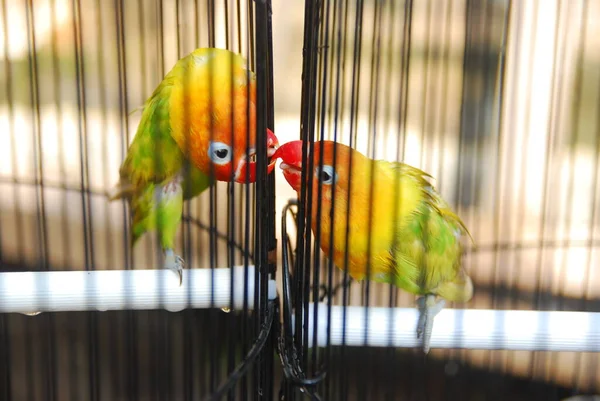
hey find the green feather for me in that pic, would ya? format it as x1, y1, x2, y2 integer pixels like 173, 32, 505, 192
387, 194, 472, 302
110, 67, 213, 250
368, 163, 473, 303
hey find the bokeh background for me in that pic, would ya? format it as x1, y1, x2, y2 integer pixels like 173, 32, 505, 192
1, 0, 599, 399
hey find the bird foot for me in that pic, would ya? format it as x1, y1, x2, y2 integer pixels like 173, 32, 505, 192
416, 295, 445, 354
164, 249, 184, 286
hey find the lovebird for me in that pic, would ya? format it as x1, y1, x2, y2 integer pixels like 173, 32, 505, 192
108, 47, 279, 285
273, 140, 473, 353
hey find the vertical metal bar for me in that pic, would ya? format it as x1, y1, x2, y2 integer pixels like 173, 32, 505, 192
295, 0, 320, 379
68, 0, 80, 397
154, 6, 167, 365
264, 0, 277, 398
115, 4, 131, 270
394, 1, 413, 398
224, 3, 237, 400
71, 0, 100, 398
359, 0, 384, 398
25, 0, 57, 399
25, 1, 48, 272
333, 3, 351, 396
382, 3, 400, 397
235, 14, 246, 373
241, 2, 252, 398
343, 0, 366, 397
95, 0, 123, 397
205, 1, 219, 395
113, 1, 137, 400
311, 0, 327, 386
49, 0, 72, 275
266, 14, 277, 401
432, 0, 453, 372
412, 12, 434, 388
322, 0, 343, 398
253, 1, 261, 396
193, 2, 208, 397
179, 2, 195, 398
254, 1, 271, 398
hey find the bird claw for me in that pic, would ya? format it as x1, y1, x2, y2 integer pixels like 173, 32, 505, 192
164, 249, 185, 286
416, 295, 445, 354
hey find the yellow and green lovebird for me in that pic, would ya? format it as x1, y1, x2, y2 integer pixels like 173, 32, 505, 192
108, 48, 279, 284
274, 140, 473, 353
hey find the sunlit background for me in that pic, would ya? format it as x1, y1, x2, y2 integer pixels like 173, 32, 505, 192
0, 0, 599, 399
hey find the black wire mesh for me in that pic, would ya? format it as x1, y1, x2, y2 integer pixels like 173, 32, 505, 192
1, 0, 600, 400
0, 0, 276, 399
278, 0, 600, 400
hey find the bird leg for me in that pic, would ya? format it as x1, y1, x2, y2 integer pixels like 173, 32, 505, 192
416, 294, 445, 354
164, 248, 184, 286
157, 173, 185, 286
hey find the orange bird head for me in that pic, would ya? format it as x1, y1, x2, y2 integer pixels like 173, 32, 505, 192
199, 128, 280, 183
167, 47, 280, 183
273, 139, 375, 276
273, 139, 361, 198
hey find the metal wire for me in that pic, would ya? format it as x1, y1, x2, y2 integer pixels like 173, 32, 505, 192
2, 0, 600, 400
0, 0, 276, 399
279, 0, 600, 400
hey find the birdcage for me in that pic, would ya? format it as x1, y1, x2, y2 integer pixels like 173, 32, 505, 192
276, 0, 600, 400
0, 0, 279, 399
2, 0, 600, 400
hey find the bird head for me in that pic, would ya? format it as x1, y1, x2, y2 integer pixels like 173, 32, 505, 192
273, 139, 361, 199
200, 128, 279, 183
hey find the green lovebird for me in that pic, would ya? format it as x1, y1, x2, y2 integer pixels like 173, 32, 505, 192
274, 140, 474, 353
108, 48, 279, 284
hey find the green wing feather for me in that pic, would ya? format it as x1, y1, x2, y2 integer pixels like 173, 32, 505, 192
375, 162, 474, 303
109, 68, 213, 249
115, 77, 184, 191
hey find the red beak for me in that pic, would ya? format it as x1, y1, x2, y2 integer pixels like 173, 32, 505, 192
234, 128, 280, 183
272, 140, 304, 191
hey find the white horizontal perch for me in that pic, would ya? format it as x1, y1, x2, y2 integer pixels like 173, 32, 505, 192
295, 303, 600, 352
0, 266, 277, 314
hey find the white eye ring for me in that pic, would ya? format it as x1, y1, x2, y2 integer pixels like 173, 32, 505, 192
208, 141, 232, 165
314, 165, 337, 185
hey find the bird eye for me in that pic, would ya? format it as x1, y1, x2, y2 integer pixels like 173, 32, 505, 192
314, 165, 337, 185
208, 142, 232, 165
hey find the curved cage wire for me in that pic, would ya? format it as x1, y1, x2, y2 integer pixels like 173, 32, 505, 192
0, 0, 277, 399
277, 0, 600, 400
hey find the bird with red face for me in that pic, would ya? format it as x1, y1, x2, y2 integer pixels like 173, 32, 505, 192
273, 140, 473, 353
109, 48, 279, 285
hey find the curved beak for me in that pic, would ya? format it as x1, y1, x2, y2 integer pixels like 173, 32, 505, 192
234, 128, 280, 183
271, 140, 303, 191
266, 128, 280, 170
